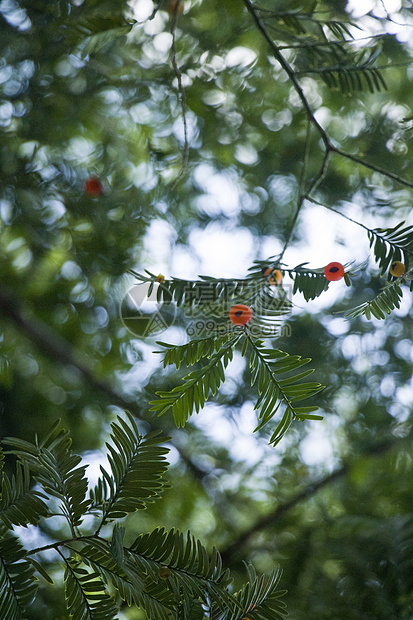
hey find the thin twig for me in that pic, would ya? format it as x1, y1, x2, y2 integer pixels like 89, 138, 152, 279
304, 195, 376, 232
243, 0, 413, 258
279, 145, 332, 262
170, 0, 190, 190
278, 122, 313, 261
27, 534, 103, 557
243, 0, 330, 149
331, 147, 413, 190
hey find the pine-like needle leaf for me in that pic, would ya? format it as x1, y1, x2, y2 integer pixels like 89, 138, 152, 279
64, 557, 118, 620
246, 338, 324, 446
3, 421, 90, 531
91, 412, 170, 525
149, 336, 241, 427
0, 462, 48, 529
128, 528, 235, 613
0, 535, 38, 620
228, 564, 287, 620
368, 221, 413, 275
345, 279, 404, 320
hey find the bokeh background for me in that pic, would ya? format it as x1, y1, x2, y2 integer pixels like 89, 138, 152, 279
1, 0, 413, 617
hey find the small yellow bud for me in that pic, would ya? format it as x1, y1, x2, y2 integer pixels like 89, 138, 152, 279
156, 274, 165, 283
389, 261, 406, 277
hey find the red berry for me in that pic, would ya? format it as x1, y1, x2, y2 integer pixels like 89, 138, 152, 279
85, 177, 103, 197
229, 304, 252, 326
324, 262, 344, 282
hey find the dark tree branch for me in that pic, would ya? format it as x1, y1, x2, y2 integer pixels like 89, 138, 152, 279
0, 287, 207, 482
170, 0, 189, 190
0, 288, 136, 413
220, 436, 406, 566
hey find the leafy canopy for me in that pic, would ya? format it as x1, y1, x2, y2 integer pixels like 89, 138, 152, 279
2, 0, 413, 618
0, 413, 286, 619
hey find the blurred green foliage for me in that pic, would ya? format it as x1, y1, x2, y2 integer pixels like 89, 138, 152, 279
2, 0, 413, 618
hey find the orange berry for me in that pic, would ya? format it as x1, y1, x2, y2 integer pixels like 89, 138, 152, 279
389, 261, 406, 277
262, 267, 282, 285
156, 274, 165, 283
85, 177, 103, 197
324, 262, 344, 282
229, 304, 252, 326
270, 269, 282, 285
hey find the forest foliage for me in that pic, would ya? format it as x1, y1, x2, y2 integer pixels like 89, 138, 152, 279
1, 0, 413, 618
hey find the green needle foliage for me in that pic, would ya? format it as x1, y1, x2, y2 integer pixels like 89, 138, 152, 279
4, 421, 90, 534
150, 333, 324, 445
290, 268, 330, 301
0, 462, 48, 529
342, 222, 413, 320
228, 564, 287, 620
300, 47, 387, 94
2, 0, 413, 618
345, 279, 404, 321
131, 271, 292, 318
0, 413, 287, 619
0, 536, 38, 620
248, 338, 324, 446
150, 336, 241, 427
64, 558, 119, 620
368, 221, 413, 276
90, 414, 170, 526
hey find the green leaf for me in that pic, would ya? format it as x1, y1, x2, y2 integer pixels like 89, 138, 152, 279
128, 528, 236, 614
156, 333, 235, 370
131, 271, 291, 324
228, 564, 287, 620
150, 336, 240, 427
3, 422, 90, 531
27, 557, 54, 585
291, 269, 330, 301
64, 557, 118, 620
345, 280, 404, 321
109, 524, 125, 566
79, 538, 174, 620
0, 535, 38, 619
368, 221, 413, 275
131, 271, 257, 309
292, 30, 386, 93
0, 461, 49, 529
91, 412, 170, 525
246, 338, 324, 446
